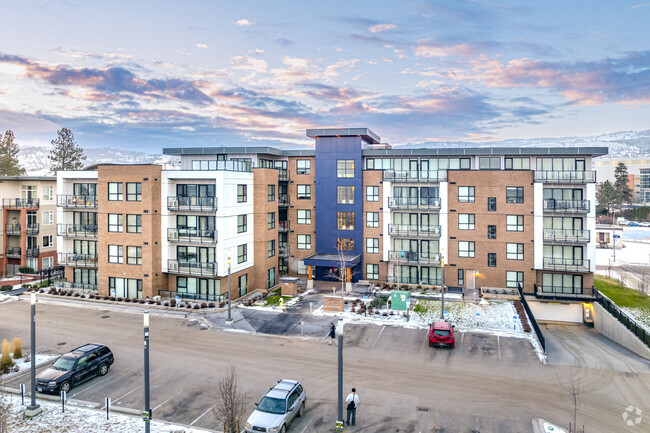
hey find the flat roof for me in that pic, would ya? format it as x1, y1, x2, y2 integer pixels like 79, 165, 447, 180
306, 128, 381, 144
162, 146, 314, 157
0, 176, 56, 181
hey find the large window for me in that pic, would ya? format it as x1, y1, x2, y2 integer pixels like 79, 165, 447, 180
297, 185, 311, 199
458, 186, 475, 203
108, 214, 123, 232
177, 277, 221, 301
238, 274, 248, 297
267, 185, 275, 202
297, 210, 311, 224
506, 271, 524, 288
505, 157, 530, 170
237, 215, 247, 233
506, 215, 524, 232
237, 184, 247, 203
237, 244, 247, 264
506, 243, 524, 260
366, 212, 379, 228
42, 211, 54, 225
337, 212, 355, 230
108, 182, 123, 201
297, 234, 311, 250
366, 238, 379, 254
458, 214, 475, 230
42, 186, 54, 201
337, 160, 355, 178
488, 225, 497, 239
366, 264, 379, 280
488, 253, 497, 267
296, 159, 311, 175
127, 246, 142, 265
458, 241, 475, 258
108, 245, 123, 264
267, 212, 275, 229
267, 240, 275, 258
479, 157, 501, 170
366, 186, 379, 202
109, 277, 142, 299
127, 214, 142, 233
506, 187, 524, 204
126, 183, 142, 201
541, 273, 583, 294
337, 186, 355, 204
337, 238, 355, 251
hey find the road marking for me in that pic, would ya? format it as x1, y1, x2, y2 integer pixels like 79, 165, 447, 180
152, 388, 184, 412
297, 414, 315, 433
497, 335, 501, 360
372, 325, 386, 348
70, 367, 136, 398
460, 332, 465, 351
190, 404, 214, 426
105, 373, 163, 407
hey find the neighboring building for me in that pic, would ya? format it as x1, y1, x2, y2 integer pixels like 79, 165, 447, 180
594, 158, 650, 203
0, 176, 58, 276
595, 225, 623, 249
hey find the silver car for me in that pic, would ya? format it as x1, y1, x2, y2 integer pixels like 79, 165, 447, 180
245, 379, 306, 433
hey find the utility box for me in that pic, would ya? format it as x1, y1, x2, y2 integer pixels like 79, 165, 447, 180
390, 290, 410, 311
279, 276, 300, 296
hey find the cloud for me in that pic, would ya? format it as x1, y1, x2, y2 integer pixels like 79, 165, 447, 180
630, 2, 650, 9
369, 23, 395, 33
231, 56, 268, 73
248, 49, 264, 54
414, 39, 475, 57
235, 18, 253, 26
196, 43, 209, 49
276, 38, 294, 47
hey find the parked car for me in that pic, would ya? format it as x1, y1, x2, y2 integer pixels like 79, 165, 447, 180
428, 321, 455, 348
36, 343, 114, 393
628, 221, 641, 227
245, 379, 306, 433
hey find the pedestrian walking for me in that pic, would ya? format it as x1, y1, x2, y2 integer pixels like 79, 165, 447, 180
346, 388, 359, 426
328, 322, 336, 345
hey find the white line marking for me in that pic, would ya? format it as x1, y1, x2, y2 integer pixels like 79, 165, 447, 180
152, 388, 183, 412
71, 367, 136, 398
104, 373, 163, 408
497, 335, 501, 360
460, 332, 465, 350
372, 325, 386, 348
297, 414, 315, 433
190, 405, 214, 426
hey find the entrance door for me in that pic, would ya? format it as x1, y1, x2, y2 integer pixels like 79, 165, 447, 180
466, 270, 475, 289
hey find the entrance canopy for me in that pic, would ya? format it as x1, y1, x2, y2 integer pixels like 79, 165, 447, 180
304, 253, 361, 269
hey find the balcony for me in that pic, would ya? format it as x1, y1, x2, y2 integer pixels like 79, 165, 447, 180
534, 171, 596, 183
56, 195, 98, 208
5, 224, 20, 235
58, 253, 98, 267
388, 197, 441, 210
543, 229, 590, 243
158, 290, 225, 303
26, 223, 39, 234
2, 198, 39, 208
387, 276, 441, 286
543, 199, 590, 213
57, 224, 98, 238
278, 169, 290, 181
278, 194, 290, 207
167, 196, 217, 212
388, 250, 441, 265
62, 281, 98, 291
535, 284, 594, 300
167, 228, 218, 244
26, 248, 39, 258
278, 221, 290, 232
388, 224, 441, 238
167, 259, 218, 277
6, 247, 21, 258
542, 257, 591, 272
279, 245, 290, 258
382, 170, 447, 182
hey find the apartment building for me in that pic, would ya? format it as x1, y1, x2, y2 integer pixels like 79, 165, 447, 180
0, 176, 57, 276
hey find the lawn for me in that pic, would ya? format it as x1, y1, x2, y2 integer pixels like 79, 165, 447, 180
594, 275, 650, 331
264, 295, 294, 307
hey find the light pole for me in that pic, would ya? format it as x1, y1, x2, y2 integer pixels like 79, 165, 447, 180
337, 319, 344, 428
440, 249, 445, 320
226, 249, 232, 325
144, 310, 151, 433
25, 292, 41, 416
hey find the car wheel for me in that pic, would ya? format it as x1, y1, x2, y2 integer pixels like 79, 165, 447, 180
99, 363, 109, 376
280, 425, 286, 433
60, 381, 71, 393
298, 401, 305, 417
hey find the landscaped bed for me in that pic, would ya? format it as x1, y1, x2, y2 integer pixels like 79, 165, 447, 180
595, 275, 650, 332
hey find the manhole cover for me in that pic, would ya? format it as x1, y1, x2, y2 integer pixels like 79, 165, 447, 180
57, 342, 66, 346
101, 315, 110, 319
416, 406, 431, 412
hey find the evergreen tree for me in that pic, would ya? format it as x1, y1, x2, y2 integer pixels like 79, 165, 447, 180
596, 180, 619, 214
49, 128, 86, 173
614, 162, 633, 204
0, 130, 26, 176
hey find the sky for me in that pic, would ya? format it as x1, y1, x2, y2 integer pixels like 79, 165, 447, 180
0, 0, 649, 152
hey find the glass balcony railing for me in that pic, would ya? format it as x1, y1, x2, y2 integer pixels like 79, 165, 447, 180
5, 224, 21, 235
58, 253, 98, 267
278, 194, 290, 207
543, 229, 590, 243
388, 197, 441, 210
543, 199, 590, 213
387, 276, 441, 286
388, 224, 441, 238
388, 251, 441, 265
56, 195, 98, 208
278, 169, 290, 181
57, 224, 98, 238
542, 257, 590, 272
167, 196, 217, 211
279, 245, 290, 258
62, 281, 98, 291
278, 221, 290, 232
167, 259, 218, 277
26, 248, 39, 258
2, 198, 39, 208
534, 171, 596, 183
382, 170, 447, 182
167, 228, 218, 244
6, 247, 21, 258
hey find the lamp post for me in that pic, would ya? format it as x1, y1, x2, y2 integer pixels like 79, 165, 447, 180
226, 249, 233, 325
25, 292, 41, 416
440, 254, 445, 319
337, 319, 344, 427
144, 310, 151, 433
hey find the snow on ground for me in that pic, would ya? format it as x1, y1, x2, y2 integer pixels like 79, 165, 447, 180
596, 241, 650, 266
620, 307, 650, 333
0, 294, 18, 304
11, 354, 58, 373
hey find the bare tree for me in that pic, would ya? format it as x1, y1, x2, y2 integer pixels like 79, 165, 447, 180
558, 369, 581, 432
325, 236, 355, 293
212, 366, 247, 433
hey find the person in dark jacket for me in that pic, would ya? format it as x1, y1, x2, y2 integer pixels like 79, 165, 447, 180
328, 322, 336, 345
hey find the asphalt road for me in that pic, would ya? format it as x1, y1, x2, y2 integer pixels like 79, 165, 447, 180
1, 297, 649, 433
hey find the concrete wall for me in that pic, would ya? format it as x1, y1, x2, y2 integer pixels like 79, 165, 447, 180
528, 301, 583, 323
592, 302, 650, 360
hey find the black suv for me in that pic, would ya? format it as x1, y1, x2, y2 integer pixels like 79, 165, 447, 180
36, 343, 114, 393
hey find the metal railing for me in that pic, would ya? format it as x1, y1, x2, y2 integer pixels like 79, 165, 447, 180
279, 245, 290, 258
158, 290, 225, 303
56, 195, 98, 208
167, 196, 217, 211
542, 228, 590, 243
26, 223, 39, 234
62, 281, 98, 291
388, 224, 441, 238
388, 197, 441, 210
388, 251, 441, 265
278, 221, 290, 232
57, 223, 98, 237
542, 257, 590, 272
5, 224, 20, 235
2, 198, 39, 208
278, 194, 290, 207
26, 248, 39, 257
382, 170, 447, 182
387, 275, 441, 286
534, 284, 594, 300
518, 284, 545, 353
167, 259, 218, 277
167, 228, 218, 244
6, 247, 21, 258
534, 171, 596, 183
543, 199, 590, 213
58, 253, 98, 267
595, 290, 649, 348
278, 169, 289, 181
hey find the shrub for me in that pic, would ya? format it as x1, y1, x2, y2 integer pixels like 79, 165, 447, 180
138, 299, 145, 304
382, 312, 388, 317
185, 303, 192, 309
117, 297, 124, 302
219, 302, 225, 308
200, 302, 207, 308
0, 285, 12, 292
193, 304, 200, 310
170, 300, 176, 307
38, 289, 44, 293
370, 295, 389, 309
208, 302, 215, 308
65, 291, 73, 296
12, 338, 22, 359
101, 296, 109, 300
155, 300, 161, 306
1, 339, 13, 367
73, 293, 80, 297
18, 266, 35, 274
21, 284, 31, 288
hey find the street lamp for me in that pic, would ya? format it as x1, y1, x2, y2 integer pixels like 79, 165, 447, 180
440, 249, 446, 320
337, 319, 344, 428
144, 310, 151, 433
25, 292, 42, 417
226, 249, 233, 325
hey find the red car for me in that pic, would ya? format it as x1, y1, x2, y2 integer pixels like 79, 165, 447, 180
428, 321, 455, 348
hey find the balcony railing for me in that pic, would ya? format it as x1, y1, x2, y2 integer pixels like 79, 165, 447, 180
387, 276, 441, 286
158, 290, 225, 303
534, 171, 596, 183
57, 224, 98, 238
26, 223, 39, 234
26, 248, 39, 258
56, 195, 98, 208
543, 199, 590, 213
58, 253, 98, 267
543, 229, 590, 243
388, 250, 441, 265
6, 247, 21, 258
5, 224, 20, 235
167, 196, 217, 211
388, 197, 441, 210
167, 228, 218, 244
278, 221, 290, 232
535, 284, 593, 299
382, 170, 447, 182
62, 281, 98, 291
388, 224, 441, 238
167, 259, 218, 277
279, 245, 290, 258
278, 194, 290, 207
2, 198, 39, 208
278, 169, 289, 181
542, 257, 590, 272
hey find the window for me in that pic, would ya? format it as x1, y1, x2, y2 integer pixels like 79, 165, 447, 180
458, 269, 464, 286
237, 215, 247, 233
127, 246, 142, 265
488, 197, 497, 212
541, 273, 582, 294
267, 267, 275, 288
488, 225, 497, 239
337, 160, 355, 178
506, 271, 524, 288
506, 243, 524, 260
296, 159, 311, 175
297, 235, 311, 250
458, 241, 475, 258
505, 157, 530, 170
458, 186, 475, 203
506, 187, 524, 204
488, 253, 497, 267
42, 186, 54, 201
42, 235, 53, 247
109, 277, 142, 299
337, 212, 355, 230
297, 210, 311, 224
108, 245, 123, 264
126, 183, 142, 201
366, 186, 379, 202
337, 238, 355, 251
337, 186, 355, 204
366, 212, 379, 228
506, 215, 524, 232
366, 264, 379, 280
479, 157, 501, 170
42, 211, 54, 225
237, 184, 247, 203
458, 214, 475, 230
267, 212, 275, 229
267, 185, 275, 202
238, 274, 248, 297
237, 244, 247, 263
108, 214, 123, 232
127, 214, 142, 233
42, 256, 54, 270
297, 260, 307, 275
297, 185, 311, 199
108, 182, 123, 201
366, 238, 379, 254
267, 240, 275, 258
177, 277, 221, 300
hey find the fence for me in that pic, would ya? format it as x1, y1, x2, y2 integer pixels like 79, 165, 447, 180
518, 284, 546, 353
595, 289, 650, 348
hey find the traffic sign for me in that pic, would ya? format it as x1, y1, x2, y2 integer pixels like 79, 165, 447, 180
613, 235, 621, 238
